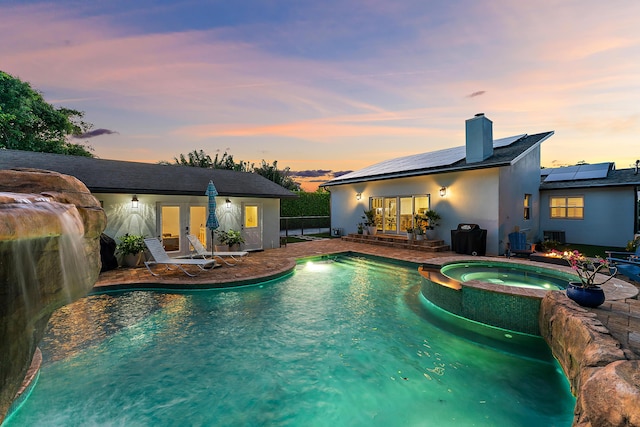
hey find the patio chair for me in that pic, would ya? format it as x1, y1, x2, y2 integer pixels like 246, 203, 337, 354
186, 234, 248, 266
143, 238, 218, 277
606, 246, 640, 283
507, 231, 535, 258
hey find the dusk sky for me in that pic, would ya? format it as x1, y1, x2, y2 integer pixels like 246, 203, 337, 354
2, 0, 639, 190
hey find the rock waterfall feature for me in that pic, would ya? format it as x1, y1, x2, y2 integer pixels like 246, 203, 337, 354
0, 168, 106, 423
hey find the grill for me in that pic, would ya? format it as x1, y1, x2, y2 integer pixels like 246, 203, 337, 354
450, 223, 487, 256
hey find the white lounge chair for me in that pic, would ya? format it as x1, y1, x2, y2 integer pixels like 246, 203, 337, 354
144, 238, 218, 277
187, 234, 248, 266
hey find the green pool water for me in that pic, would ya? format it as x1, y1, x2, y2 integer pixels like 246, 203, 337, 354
4, 255, 575, 426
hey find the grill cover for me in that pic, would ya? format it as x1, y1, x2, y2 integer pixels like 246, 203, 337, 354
450, 224, 487, 256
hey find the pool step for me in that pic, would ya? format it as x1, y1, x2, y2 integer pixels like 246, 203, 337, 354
342, 233, 450, 252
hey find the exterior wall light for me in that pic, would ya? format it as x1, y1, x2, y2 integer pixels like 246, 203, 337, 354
356, 192, 362, 200
439, 187, 447, 197
225, 198, 231, 209
131, 195, 139, 208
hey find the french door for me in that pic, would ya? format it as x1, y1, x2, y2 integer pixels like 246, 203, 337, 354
370, 195, 430, 234
158, 203, 207, 254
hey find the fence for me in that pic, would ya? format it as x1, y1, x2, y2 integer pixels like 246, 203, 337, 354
280, 216, 331, 236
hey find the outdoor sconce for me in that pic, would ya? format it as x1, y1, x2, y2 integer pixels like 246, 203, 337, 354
356, 192, 362, 200
225, 198, 231, 209
439, 186, 447, 197
131, 195, 139, 208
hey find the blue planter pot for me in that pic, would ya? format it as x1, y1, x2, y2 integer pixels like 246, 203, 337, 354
566, 282, 605, 308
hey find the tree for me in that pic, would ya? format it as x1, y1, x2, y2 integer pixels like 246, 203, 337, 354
174, 149, 213, 168
168, 149, 300, 190
172, 150, 254, 171
0, 71, 93, 156
253, 160, 300, 191
211, 151, 253, 172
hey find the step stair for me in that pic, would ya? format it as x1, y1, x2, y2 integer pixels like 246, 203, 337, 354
342, 233, 450, 252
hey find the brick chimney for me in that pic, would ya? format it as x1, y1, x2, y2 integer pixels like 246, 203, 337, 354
465, 113, 493, 163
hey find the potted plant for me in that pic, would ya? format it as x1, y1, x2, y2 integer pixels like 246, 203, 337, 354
554, 249, 617, 307
116, 233, 146, 267
216, 229, 245, 251
405, 226, 414, 240
357, 223, 364, 235
423, 209, 441, 239
414, 225, 425, 241
362, 209, 377, 235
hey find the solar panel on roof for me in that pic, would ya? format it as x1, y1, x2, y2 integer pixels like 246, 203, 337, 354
543, 172, 577, 182
329, 134, 527, 182
542, 162, 610, 182
493, 134, 526, 148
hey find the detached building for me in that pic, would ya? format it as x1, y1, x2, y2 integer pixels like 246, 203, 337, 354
0, 149, 297, 255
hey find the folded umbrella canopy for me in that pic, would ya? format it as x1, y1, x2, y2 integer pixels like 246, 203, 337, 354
206, 180, 220, 258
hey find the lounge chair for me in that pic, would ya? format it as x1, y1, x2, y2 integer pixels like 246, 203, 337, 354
187, 234, 248, 266
143, 238, 218, 277
606, 246, 640, 283
507, 231, 535, 258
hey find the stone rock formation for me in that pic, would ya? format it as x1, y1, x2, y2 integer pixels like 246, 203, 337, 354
540, 291, 640, 427
0, 168, 106, 423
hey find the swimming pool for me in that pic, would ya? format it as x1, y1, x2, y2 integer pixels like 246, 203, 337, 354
440, 261, 575, 290
4, 255, 574, 426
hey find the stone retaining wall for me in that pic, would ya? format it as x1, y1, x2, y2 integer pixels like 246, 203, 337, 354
540, 292, 640, 427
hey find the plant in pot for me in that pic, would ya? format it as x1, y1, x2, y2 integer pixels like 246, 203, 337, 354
362, 209, 377, 235
405, 226, 414, 240
423, 209, 441, 239
357, 223, 364, 235
116, 233, 146, 267
414, 224, 425, 240
216, 229, 245, 251
554, 249, 617, 307
413, 214, 426, 240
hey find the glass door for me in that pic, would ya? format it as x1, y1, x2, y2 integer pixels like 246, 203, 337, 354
371, 197, 383, 232
399, 197, 413, 232
160, 206, 181, 252
189, 206, 207, 247
241, 203, 262, 251
383, 198, 397, 233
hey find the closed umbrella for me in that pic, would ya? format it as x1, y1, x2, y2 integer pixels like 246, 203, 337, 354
206, 180, 220, 258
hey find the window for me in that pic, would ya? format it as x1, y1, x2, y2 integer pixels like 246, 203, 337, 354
524, 194, 531, 220
550, 196, 584, 219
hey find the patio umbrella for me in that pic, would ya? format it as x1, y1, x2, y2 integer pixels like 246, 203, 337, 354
205, 180, 220, 258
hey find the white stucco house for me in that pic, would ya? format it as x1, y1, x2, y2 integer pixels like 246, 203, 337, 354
0, 149, 297, 256
323, 114, 552, 256
323, 114, 640, 255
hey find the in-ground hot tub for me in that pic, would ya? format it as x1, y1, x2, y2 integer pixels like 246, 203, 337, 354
419, 260, 579, 335
440, 261, 574, 291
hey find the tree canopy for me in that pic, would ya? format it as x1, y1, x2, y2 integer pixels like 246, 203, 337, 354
0, 70, 93, 156
168, 149, 301, 191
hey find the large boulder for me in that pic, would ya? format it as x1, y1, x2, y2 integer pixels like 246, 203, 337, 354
540, 291, 640, 426
0, 168, 106, 423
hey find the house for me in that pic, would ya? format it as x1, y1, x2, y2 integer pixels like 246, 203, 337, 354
539, 162, 640, 247
322, 114, 554, 255
0, 149, 297, 255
